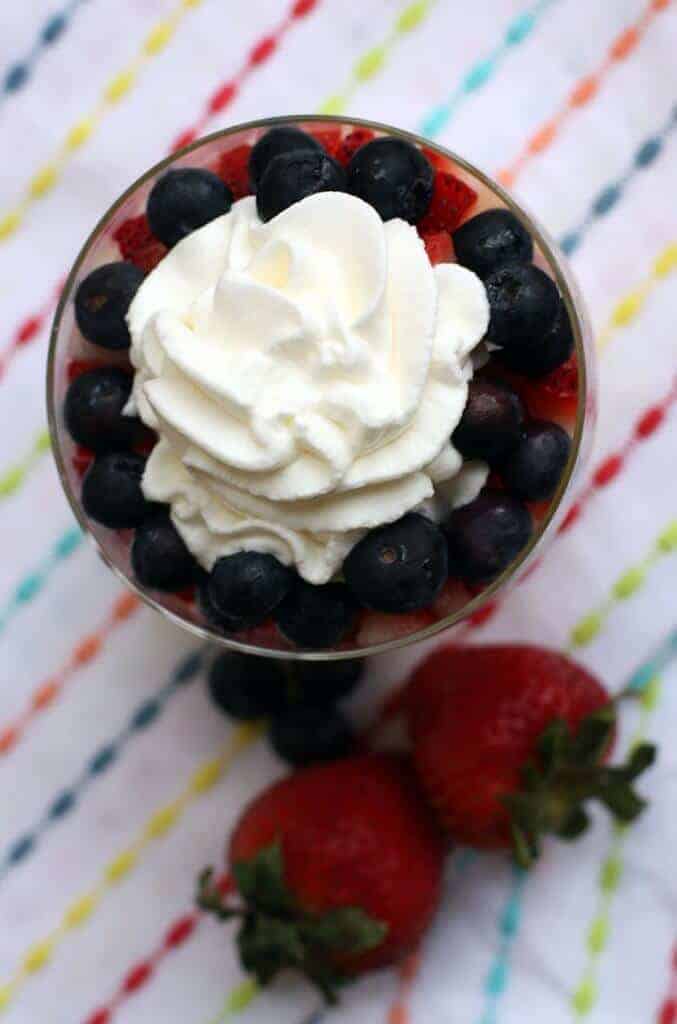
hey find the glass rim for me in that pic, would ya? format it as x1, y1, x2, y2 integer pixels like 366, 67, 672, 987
46, 113, 589, 662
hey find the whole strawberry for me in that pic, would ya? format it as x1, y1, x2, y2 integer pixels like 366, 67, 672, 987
198, 754, 445, 1001
406, 645, 655, 866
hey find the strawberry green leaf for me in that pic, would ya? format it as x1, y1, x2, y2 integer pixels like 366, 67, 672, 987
625, 742, 657, 779
238, 913, 306, 985
570, 707, 616, 764
557, 806, 590, 840
199, 842, 388, 1005
301, 907, 388, 955
233, 841, 295, 915
504, 715, 656, 867
196, 868, 242, 921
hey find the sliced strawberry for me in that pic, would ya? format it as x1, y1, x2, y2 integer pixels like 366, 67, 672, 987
336, 128, 376, 166
216, 144, 253, 199
67, 359, 99, 382
418, 228, 454, 265
113, 215, 167, 275
357, 609, 435, 648
72, 445, 94, 478
522, 353, 579, 424
310, 126, 342, 160
418, 172, 478, 234
432, 578, 470, 619
236, 618, 287, 650
421, 146, 446, 170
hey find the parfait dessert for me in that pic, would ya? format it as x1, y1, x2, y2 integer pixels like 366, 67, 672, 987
48, 116, 592, 657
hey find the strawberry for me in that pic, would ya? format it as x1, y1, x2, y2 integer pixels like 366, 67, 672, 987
421, 146, 446, 170
67, 358, 99, 381
521, 353, 579, 424
72, 444, 94, 478
310, 126, 342, 160
336, 128, 375, 166
417, 171, 477, 234
113, 215, 167, 274
418, 228, 454, 265
406, 645, 655, 866
216, 144, 253, 199
197, 754, 445, 1001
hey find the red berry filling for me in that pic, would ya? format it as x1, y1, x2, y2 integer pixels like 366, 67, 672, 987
336, 128, 375, 166
216, 144, 253, 199
67, 358, 100, 381
310, 127, 342, 160
421, 146, 447, 170
418, 172, 478, 233
523, 354, 579, 422
113, 215, 167, 275
72, 445, 94, 478
419, 229, 454, 265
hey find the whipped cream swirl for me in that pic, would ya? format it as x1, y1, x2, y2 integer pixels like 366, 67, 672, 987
127, 192, 489, 584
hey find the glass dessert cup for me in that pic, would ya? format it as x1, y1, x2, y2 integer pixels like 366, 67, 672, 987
47, 114, 595, 661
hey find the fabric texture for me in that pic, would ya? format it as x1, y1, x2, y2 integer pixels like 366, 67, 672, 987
0, 2, 676, 1023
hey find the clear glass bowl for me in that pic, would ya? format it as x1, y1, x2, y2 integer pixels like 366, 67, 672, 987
47, 115, 596, 661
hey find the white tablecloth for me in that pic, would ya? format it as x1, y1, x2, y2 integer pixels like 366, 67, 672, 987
1, 2, 676, 1023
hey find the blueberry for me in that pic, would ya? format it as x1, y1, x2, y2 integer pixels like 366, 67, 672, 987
343, 513, 447, 613
274, 580, 358, 649
452, 377, 525, 465
197, 573, 247, 633
347, 137, 433, 223
294, 659, 365, 707
498, 298, 574, 378
256, 149, 346, 222
501, 421, 571, 501
204, 552, 293, 630
249, 127, 322, 188
207, 652, 288, 720
445, 492, 532, 583
269, 705, 354, 765
64, 368, 139, 452
82, 452, 151, 528
147, 168, 233, 248
74, 262, 144, 350
485, 264, 560, 364
131, 513, 198, 591
452, 209, 533, 279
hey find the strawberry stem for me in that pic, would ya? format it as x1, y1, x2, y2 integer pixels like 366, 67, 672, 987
503, 707, 656, 869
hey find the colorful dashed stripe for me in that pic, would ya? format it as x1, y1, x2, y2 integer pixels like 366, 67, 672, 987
560, 104, 677, 255
475, 633, 673, 1024
497, 0, 673, 188
570, 659, 671, 1018
475, 866, 528, 1024
80, 875, 250, 1024
0, 525, 82, 636
561, 376, 677, 537
0, 278, 63, 381
0, 592, 140, 758
317, 0, 439, 116
419, 0, 559, 138
0, 0, 204, 244
566, 520, 677, 652
0, 648, 207, 883
596, 242, 677, 352
1, 0, 92, 104
0, 723, 262, 1016
169, 0, 322, 151
0, 430, 52, 501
